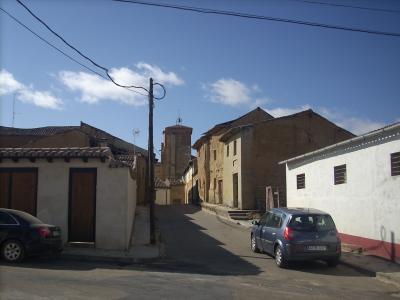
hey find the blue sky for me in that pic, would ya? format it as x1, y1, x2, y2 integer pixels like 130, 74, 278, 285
1, 0, 400, 157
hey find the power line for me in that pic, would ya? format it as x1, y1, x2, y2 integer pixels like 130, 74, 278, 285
16, 0, 149, 93
0, 7, 148, 97
285, 0, 400, 15
113, 0, 400, 38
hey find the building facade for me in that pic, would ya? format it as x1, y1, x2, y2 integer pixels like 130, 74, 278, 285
282, 123, 400, 261
193, 107, 273, 205
0, 123, 148, 250
219, 110, 354, 210
155, 123, 193, 205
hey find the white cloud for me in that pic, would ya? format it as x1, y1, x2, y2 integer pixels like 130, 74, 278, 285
205, 78, 268, 107
0, 69, 62, 110
266, 105, 311, 118
59, 63, 183, 106
264, 104, 386, 135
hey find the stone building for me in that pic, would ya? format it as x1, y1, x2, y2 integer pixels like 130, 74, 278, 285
192, 107, 273, 204
219, 109, 354, 210
154, 123, 193, 204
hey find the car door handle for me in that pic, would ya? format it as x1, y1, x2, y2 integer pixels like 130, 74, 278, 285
272, 232, 276, 235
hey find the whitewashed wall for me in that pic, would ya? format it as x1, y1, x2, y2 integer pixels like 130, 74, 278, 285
286, 136, 400, 245
0, 158, 136, 250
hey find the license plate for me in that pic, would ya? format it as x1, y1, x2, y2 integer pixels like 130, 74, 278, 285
53, 231, 60, 237
306, 245, 327, 251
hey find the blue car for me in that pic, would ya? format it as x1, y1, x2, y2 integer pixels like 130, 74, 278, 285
251, 207, 341, 268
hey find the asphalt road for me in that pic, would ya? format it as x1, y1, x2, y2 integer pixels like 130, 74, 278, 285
0, 205, 399, 299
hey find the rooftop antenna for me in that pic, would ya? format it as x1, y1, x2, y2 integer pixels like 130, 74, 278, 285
132, 128, 140, 156
176, 109, 182, 125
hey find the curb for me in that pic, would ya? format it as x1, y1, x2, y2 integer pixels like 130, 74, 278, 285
60, 253, 161, 264
338, 258, 376, 277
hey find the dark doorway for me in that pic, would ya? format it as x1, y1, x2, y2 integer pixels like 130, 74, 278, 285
232, 173, 238, 208
69, 168, 96, 243
0, 168, 38, 216
218, 180, 223, 204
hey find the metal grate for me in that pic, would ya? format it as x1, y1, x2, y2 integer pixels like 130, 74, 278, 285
334, 164, 346, 185
297, 173, 305, 189
391, 152, 400, 176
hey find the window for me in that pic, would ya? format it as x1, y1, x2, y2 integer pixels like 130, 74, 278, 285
265, 212, 283, 228
391, 152, 400, 176
213, 150, 217, 161
0, 212, 18, 225
296, 173, 305, 189
214, 178, 216, 190
233, 140, 237, 156
227, 144, 230, 157
334, 164, 346, 185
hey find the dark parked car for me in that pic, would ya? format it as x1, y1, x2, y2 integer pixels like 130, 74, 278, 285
251, 207, 341, 268
0, 208, 63, 262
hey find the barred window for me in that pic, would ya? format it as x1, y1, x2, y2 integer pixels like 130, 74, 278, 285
334, 164, 346, 185
297, 173, 305, 189
391, 152, 400, 176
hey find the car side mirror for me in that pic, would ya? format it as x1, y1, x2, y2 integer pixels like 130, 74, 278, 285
252, 220, 260, 226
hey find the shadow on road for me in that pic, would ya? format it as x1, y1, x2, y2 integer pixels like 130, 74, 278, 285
155, 204, 263, 276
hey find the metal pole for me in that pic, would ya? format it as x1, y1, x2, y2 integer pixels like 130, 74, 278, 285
148, 77, 155, 244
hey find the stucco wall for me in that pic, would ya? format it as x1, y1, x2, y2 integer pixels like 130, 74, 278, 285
286, 134, 400, 246
0, 158, 136, 250
222, 133, 242, 208
155, 188, 170, 205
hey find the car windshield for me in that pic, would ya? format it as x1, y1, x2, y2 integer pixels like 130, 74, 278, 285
288, 214, 336, 231
12, 210, 44, 225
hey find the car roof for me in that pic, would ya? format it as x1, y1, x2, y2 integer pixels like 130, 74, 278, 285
272, 207, 329, 215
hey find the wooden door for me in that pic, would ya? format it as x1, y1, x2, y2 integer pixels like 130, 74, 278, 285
69, 169, 96, 243
0, 169, 37, 215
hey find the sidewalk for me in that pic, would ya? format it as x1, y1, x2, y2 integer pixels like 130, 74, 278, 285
340, 247, 400, 289
61, 244, 161, 264
201, 202, 400, 289
61, 205, 162, 264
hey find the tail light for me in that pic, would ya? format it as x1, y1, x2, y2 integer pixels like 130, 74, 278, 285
284, 227, 294, 241
37, 227, 51, 238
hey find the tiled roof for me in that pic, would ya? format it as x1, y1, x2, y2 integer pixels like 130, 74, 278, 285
155, 177, 168, 188
0, 126, 78, 136
0, 123, 148, 156
113, 154, 136, 168
0, 147, 111, 159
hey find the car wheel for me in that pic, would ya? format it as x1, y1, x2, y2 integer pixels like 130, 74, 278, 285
326, 258, 340, 267
1, 240, 25, 263
274, 245, 287, 268
251, 234, 259, 253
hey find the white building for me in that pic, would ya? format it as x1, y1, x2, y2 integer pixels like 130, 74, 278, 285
281, 123, 400, 261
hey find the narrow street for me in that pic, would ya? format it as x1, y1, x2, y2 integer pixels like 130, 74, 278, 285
0, 205, 398, 299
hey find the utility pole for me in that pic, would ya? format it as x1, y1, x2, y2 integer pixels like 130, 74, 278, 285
148, 77, 156, 244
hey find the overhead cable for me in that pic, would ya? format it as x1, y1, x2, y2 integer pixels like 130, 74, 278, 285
285, 0, 400, 15
113, 0, 400, 38
16, 0, 149, 93
0, 7, 148, 97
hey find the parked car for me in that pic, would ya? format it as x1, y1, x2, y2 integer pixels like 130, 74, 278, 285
251, 207, 341, 268
0, 208, 63, 262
